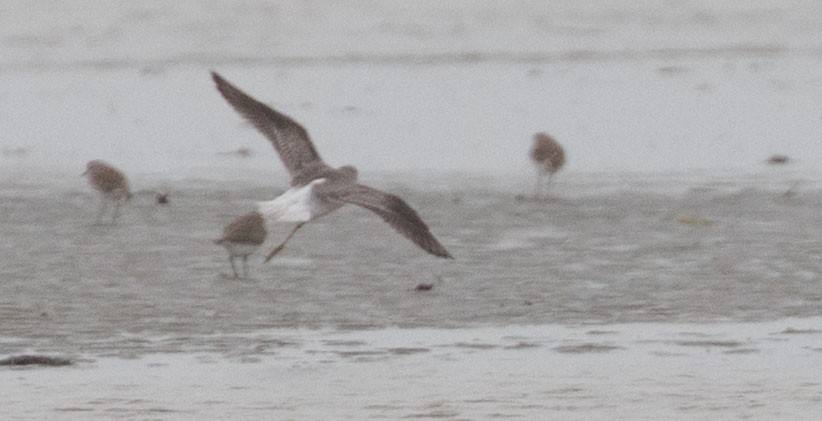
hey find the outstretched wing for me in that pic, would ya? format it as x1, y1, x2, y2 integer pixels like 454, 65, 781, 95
332, 184, 453, 259
212, 71, 324, 177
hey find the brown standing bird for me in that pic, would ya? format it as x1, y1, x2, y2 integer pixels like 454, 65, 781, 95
214, 211, 268, 278
83, 160, 132, 224
529, 132, 565, 199
211, 71, 452, 262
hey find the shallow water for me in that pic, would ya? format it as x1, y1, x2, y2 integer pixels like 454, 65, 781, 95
3, 320, 822, 420
2, 168, 821, 358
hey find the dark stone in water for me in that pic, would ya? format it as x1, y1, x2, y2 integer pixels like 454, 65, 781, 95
0, 355, 72, 366
554, 343, 622, 354
766, 154, 789, 165
780, 327, 821, 335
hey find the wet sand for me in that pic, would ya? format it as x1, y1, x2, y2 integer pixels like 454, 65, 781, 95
4, 320, 822, 420
2, 169, 822, 354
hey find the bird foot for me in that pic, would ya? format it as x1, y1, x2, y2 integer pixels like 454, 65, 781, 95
264, 245, 285, 262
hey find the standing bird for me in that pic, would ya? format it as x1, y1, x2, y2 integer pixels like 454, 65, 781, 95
211, 72, 452, 262
83, 160, 132, 224
529, 132, 565, 199
215, 211, 267, 278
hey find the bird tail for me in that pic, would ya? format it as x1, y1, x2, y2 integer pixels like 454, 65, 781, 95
256, 186, 315, 223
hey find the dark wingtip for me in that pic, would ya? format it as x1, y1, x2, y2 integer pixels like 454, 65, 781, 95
429, 244, 453, 259
211, 71, 230, 91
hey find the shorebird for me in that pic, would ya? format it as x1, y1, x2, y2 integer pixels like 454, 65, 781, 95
155, 193, 170, 205
215, 211, 267, 278
83, 160, 132, 224
529, 132, 565, 199
211, 71, 452, 261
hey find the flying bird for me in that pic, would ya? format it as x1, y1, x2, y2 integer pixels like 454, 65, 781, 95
211, 72, 452, 261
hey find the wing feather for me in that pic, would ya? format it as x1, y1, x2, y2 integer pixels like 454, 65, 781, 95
212, 72, 323, 177
333, 185, 452, 259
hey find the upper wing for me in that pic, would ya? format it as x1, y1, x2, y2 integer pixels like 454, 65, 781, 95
331, 184, 453, 259
212, 71, 324, 177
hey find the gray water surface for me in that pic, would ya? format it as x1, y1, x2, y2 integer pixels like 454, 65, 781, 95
2, 169, 821, 357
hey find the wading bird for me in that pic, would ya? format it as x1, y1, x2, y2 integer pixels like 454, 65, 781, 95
83, 160, 132, 224
529, 132, 565, 199
215, 211, 267, 278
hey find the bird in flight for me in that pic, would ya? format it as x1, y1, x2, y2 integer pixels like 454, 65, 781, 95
211, 72, 452, 262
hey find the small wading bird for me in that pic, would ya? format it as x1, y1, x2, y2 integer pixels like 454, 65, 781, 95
211, 72, 452, 261
529, 132, 565, 199
215, 211, 267, 278
83, 160, 132, 224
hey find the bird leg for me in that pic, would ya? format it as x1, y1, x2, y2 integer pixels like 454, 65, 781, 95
229, 256, 239, 278
95, 198, 109, 225
112, 200, 122, 223
544, 173, 554, 199
533, 173, 544, 200
265, 222, 305, 262
242, 255, 250, 278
